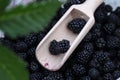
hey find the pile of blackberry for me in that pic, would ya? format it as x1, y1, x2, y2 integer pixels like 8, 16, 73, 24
0, 0, 120, 80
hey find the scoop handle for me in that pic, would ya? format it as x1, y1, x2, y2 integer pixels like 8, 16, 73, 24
83, 0, 104, 13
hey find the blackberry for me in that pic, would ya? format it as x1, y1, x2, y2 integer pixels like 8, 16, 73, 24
116, 62, 120, 70
72, 64, 86, 76
24, 33, 37, 46
91, 23, 102, 40
37, 31, 46, 44
81, 76, 91, 80
93, 51, 109, 64
88, 68, 100, 79
107, 50, 117, 60
95, 38, 106, 48
83, 32, 92, 42
114, 28, 120, 37
103, 60, 115, 73
89, 59, 101, 69
103, 73, 114, 80
42, 72, 64, 80
30, 72, 43, 80
76, 50, 92, 64
114, 7, 120, 17
104, 5, 112, 13
113, 70, 120, 79
15, 41, 28, 52
29, 61, 40, 72
103, 23, 116, 34
27, 47, 36, 59
57, 7, 67, 19
106, 36, 120, 49
17, 52, 27, 60
108, 13, 120, 26
82, 43, 94, 53
49, 39, 70, 55
1, 39, 14, 49
67, 18, 86, 34
65, 69, 74, 80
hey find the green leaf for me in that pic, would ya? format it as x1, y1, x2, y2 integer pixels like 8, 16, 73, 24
0, 0, 10, 12
0, 44, 29, 80
0, 0, 61, 38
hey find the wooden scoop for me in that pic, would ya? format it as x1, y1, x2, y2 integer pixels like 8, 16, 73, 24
36, 0, 104, 71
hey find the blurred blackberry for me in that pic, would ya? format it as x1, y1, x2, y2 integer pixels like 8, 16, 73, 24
59, 39, 70, 53
103, 73, 114, 80
104, 5, 112, 13
1, 39, 14, 49
95, 38, 106, 49
24, 33, 37, 46
116, 62, 120, 70
93, 51, 109, 64
72, 64, 86, 76
30, 72, 43, 80
94, 9, 107, 23
106, 50, 117, 60
76, 50, 92, 64
113, 70, 120, 79
67, 18, 86, 34
57, 7, 67, 19
114, 7, 120, 17
17, 52, 27, 60
81, 76, 91, 80
49, 39, 70, 55
89, 59, 101, 70
103, 60, 115, 73
42, 72, 64, 80
15, 41, 28, 52
103, 23, 116, 34
29, 61, 40, 72
27, 47, 36, 59
114, 28, 120, 37
37, 31, 46, 44
108, 13, 120, 26
65, 69, 74, 80
83, 32, 92, 42
91, 23, 102, 40
82, 42, 94, 53
88, 68, 100, 79
106, 36, 120, 49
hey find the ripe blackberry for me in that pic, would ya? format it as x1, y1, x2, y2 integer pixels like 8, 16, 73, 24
24, 33, 37, 46
104, 5, 112, 13
30, 72, 43, 80
91, 23, 102, 40
108, 13, 120, 26
116, 62, 120, 70
15, 41, 28, 52
65, 69, 74, 80
107, 50, 117, 60
27, 47, 36, 59
93, 51, 109, 64
83, 32, 92, 42
42, 72, 64, 80
114, 28, 120, 37
114, 7, 120, 17
103, 73, 114, 80
103, 60, 115, 73
29, 61, 40, 72
67, 18, 86, 34
113, 70, 120, 79
103, 23, 116, 34
82, 43, 94, 53
72, 64, 86, 76
49, 39, 70, 55
76, 50, 92, 64
17, 52, 27, 60
106, 36, 120, 49
57, 7, 67, 19
37, 31, 46, 43
95, 38, 106, 48
88, 68, 100, 79
89, 59, 101, 69
81, 76, 91, 80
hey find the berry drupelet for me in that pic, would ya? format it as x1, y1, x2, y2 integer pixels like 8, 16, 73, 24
67, 18, 86, 34
49, 39, 70, 55
30, 72, 43, 80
